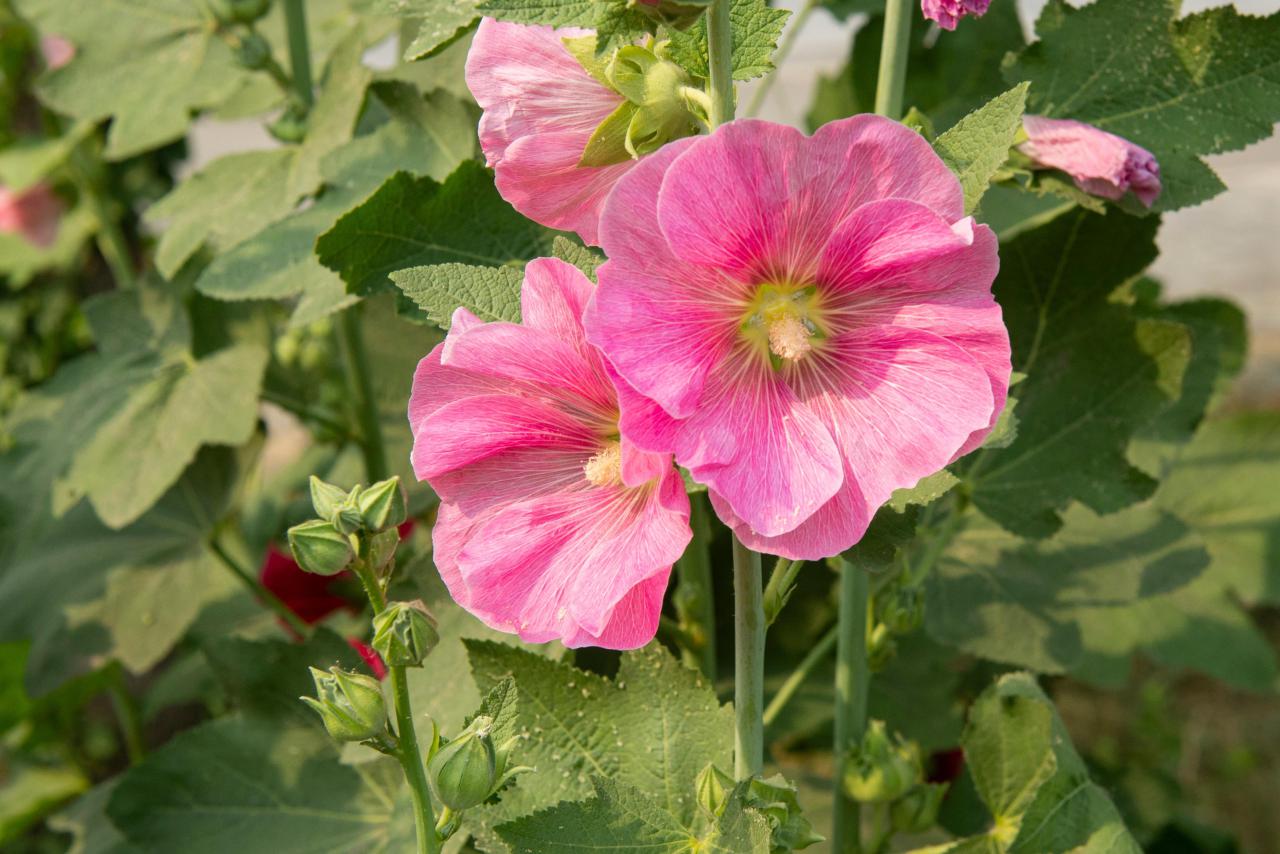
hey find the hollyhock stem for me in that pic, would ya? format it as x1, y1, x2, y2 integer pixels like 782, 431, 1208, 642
351, 553, 439, 854
282, 0, 314, 108
674, 494, 716, 679
209, 532, 312, 638
338, 307, 390, 482
874, 0, 914, 119
731, 534, 765, 779
706, 0, 735, 127
833, 559, 871, 853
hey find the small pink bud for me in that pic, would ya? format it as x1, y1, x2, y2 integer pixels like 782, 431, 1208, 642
1020, 115, 1162, 208
0, 183, 62, 248
39, 35, 75, 71
921, 0, 992, 30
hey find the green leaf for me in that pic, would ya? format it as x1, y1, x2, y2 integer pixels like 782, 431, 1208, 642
664, 0, 790, 82
477, 0, 597, 29
465, 640, 732, 827
963, 679, 1056, 822
392, 263, 524, 329
317, 161, 560, 295
934, 84, 1028, 215
48, 779, 140, 854
394, 0, 481, 61
495, 776, 771, 853
961, 209, 1189, 538
105, 717, 412, 853
1004, 0, 1280, 211
0, 119, 94, 191
551, 236, 605, 281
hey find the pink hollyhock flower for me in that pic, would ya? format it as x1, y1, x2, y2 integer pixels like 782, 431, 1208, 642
585, 116, 1010, 560
465, 19, 635, 245
39, 35, 75, 70
0, 183, 61, 248
409, 257, 692, 649
921, 0, 991, 30
1020, 115, 1162, 208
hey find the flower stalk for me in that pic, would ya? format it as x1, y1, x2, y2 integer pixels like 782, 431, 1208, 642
706, 0, 735, 128
337, 306, 390, 483
833, 559, 871, 853
874, 0, 914, 119
731, 534, 765, 779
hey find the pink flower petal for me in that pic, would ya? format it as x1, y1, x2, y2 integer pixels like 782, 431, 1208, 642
1020, 115, 1162, 209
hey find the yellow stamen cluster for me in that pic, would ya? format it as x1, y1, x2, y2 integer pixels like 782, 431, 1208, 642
584, 442, 624, 487
741, 283, 825, 365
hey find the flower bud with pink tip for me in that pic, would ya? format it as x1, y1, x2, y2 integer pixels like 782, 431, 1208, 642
1019, 115, 1162, 209
921, 0, 991, 30
408, 257, 692, 649
39, 35, 75, 71
0, 183, 62, 248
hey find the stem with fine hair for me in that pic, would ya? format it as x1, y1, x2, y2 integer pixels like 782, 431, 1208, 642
337, 306, 390, 482
833, 560, 871, 853
745, 0, 817, 117
874, 0, 913, 119
731, 535, 765, 779
352, 552, 439, 854
674, 493, 717, 679
281, 0, 314, 108
706, 0, 735, 128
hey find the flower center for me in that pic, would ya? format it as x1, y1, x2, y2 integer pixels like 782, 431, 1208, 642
741, 284, 825, 365
583, 441, 624, 487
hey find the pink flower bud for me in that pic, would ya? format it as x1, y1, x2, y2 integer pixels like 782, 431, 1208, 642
921, 0, 991, 30
1020, 115, 1162, 208
0, 183, 62, 248
39, 35, 75, 71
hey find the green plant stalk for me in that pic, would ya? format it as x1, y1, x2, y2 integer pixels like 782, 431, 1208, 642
762, 621, 836, 726
706, 0, 735, 128
281, 0, 314, 107
352, 554, 439, 854
873, 0, 913, 119
68, 145, 134, 289
337, 307, 390, 482
745, 0, 816, 117
763, 556, 804, 627
731, 534, 765, 779
209, 533, 312, 638
108, 667, 145, 765
833, 560, 871, 853
674, 493, 716, 679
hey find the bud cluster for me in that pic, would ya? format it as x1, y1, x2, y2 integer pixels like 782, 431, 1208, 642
286, 475, 407, 577
867, 577, 926, 673
841, 720, 949, 838
427, 715, 531, 814
301, 666, 387, 744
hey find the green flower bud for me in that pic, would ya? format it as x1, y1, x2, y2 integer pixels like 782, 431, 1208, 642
228, 0, 271, 23
233, 31, 271, 70
268, 104, 308, 144
372, 601, 439, 668
331, 486, 364, 536
695, 763, 734, 817
744, 775, 824, 851
358, 477, 407, 533
890, 782, 949, 834
880, 585, 924, 635
309, 475, 349, 522
287, 519, 354, 576
429, 716, 499, 810
842, 721, 920, 804
866, 621, 897, 673
301, 667, 386, 742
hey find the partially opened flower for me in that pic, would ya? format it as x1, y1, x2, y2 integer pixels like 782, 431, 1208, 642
466, 18, 702, 245
0, 183, 61, 248
921, 0, 991, 30
1019, 115, 1162, 208
585, 116, 1009, 560
409, 257, 692, 649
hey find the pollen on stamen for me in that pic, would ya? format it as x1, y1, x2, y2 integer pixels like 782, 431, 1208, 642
767, 312, 813, 361
583, 442, 624, 487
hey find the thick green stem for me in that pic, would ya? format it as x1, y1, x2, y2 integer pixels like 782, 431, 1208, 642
210, 533, 312, 638
281, 0, 314, 108
762, 621, 836, 727
763, 557, 804, 627
674, 493, 716, 679
338, 307, 390, 482
745, 0, 816, 117
873, 0, 913, 119
833, 560, 870, 853
706, 0, 735, 127
352, 557, 439, 854
731, 535, 765, 779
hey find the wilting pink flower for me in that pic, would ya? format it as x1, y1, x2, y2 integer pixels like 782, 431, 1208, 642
585, 117, 1009, 560
39, 35, 75, 70
260, 543, 355, 628
409, 257, 692, 649
921, 0, 991, 30
1020, 115, 1162, 208
0, 183, 61, 248
466, 18, 634, 245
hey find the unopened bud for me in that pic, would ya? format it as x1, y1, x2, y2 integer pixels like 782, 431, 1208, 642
429, 716, 499, 810
367, 527, 400, 572
359, 477, 407, 533
309, 475, 348, 522
228, 0, 271, 22
332, 487, 364, 536
287, 519, 353, 576
866, 622, 897, 673
233, 32, 271, 70
695, 763, 734, 817
890, 782, 949, 834
842, 721, 920, 803
301, 667, 386, 742
372, 601, 439, 668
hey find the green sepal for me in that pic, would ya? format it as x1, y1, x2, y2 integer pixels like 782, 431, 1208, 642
562, 36, 613, 88
367, 528, 400, 572
695, 763, 734, 817
579, 101, 640, 168
358, 476, 407, 533
428, 715, 500, 811
372, 601, 440, 668
287, 520, 354, 576
302, 666, 387, 743
309, 475, 349, 521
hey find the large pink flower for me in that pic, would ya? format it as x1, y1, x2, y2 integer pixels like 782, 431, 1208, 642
0, 183, 61, 248
585, 117, 1009, 560
466, 18, 635, 245
1020, 115, 1162, 209
921, 0, 991, 30
409, 257, 692, 649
